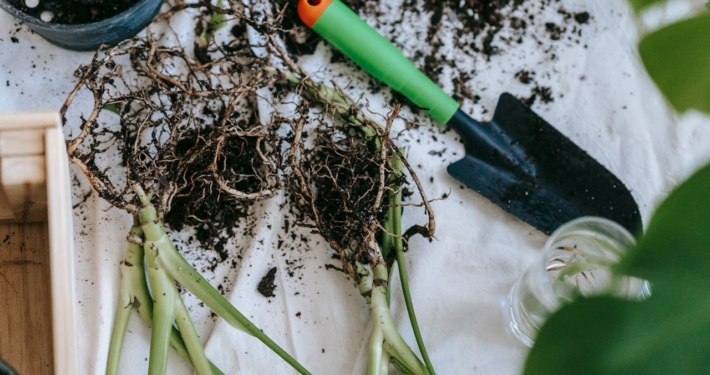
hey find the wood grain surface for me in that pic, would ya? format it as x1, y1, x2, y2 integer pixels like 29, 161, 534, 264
0, 223, 54, 374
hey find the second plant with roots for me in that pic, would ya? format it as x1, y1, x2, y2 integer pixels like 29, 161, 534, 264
274, 44, 438, 373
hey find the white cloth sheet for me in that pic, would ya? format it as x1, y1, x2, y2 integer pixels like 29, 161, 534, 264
1, 0, 709, 374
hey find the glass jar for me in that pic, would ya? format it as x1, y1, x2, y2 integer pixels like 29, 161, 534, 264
504, 216, 650, 347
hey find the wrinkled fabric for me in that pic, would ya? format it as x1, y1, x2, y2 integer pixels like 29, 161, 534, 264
1, 0, 709, 373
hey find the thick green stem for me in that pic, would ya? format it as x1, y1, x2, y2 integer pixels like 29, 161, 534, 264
113, 225, 225, 374
357, 261, 374, 304
391, 357, 415, 375
174, 294, 213, 375
137, 198, 311, 375
371, 263, 428, 375
145, 240, 178, 375
106, 225, 145, 375
368, 323, 385, 375
380, 349, 391, 375
123, 237, 196, 370
106, 289, 132, 375
381, 206, 394, 260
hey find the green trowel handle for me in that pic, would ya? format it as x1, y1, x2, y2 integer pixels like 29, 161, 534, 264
297, 0, 460, 124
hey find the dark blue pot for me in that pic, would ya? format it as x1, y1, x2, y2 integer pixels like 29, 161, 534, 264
0, 0, 163, 51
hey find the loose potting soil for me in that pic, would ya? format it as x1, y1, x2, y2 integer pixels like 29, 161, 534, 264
8, 0, 138, 24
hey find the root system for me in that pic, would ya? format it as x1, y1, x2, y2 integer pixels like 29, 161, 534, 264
61, 2, 280, 246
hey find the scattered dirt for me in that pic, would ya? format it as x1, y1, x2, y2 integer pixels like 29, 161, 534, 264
274, 0, 593, 111
522, 85, 555, 106
257, 266, 278, 297
575, 12, 590, 24
7, 0, 139, 24
515, 70, 535, 84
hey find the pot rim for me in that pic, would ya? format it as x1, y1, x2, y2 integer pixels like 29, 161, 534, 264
0, 0, 159, 29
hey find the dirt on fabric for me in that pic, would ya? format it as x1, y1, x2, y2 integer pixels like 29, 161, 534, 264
257, 266, 278, 297
271, 0, 592, 109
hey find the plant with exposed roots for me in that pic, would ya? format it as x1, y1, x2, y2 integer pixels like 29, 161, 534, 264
61, 2, 309, 374
263, 37, 439, 374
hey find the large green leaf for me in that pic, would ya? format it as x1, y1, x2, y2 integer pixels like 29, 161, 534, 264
523, 162, 710, 375
524, 294, 710, 375
618, 162, 710, 286
629, 0, 668, 13
639, 13, 710, 114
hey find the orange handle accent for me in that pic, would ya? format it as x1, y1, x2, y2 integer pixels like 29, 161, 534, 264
298, 0, 333, 28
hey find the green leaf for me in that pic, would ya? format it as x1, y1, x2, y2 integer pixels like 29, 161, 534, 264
211, 0, 226, 32
617, 162, 710, 288
628, 0, 668, 13
639, 13, 710, 114
524, 295, 710, 375
102, 103, 120, 114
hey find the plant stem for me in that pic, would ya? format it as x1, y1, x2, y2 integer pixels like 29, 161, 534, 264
174, 296, 213, 375
382, 206, 394, 306
266, 67, 380, 139
368, 323, 385, 375
135, 191, 311, 375
145, 237, 178, 375
391, 177, 437, 375
158, 243, 311, 374
106, 282, 132, 375
357, 262, 374, 304
371, 262, 429, 375
130, 258, 225, 375
107, 219, 226, 374
106, 225, 146, 375
380, 348, 391, 375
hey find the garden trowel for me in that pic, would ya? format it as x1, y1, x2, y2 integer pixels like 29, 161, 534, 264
297, 0, 641, 234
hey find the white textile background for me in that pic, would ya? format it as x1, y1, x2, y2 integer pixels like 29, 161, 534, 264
1, 0, 709, 374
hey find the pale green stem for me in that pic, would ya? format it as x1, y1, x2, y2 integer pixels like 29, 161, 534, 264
357, 261, 373, 304
391, 357, 415, 375
174, 296, 213, 375
115, 225, 225, 374
135, 189, 311, 375
371, 263, 428, 375
149, 228, 312, 374
106, 225, 146, 375
266, 67, 380, 140
380, 349, 391, 375
359, 260, 391, 375
368, 323, 385, 375
106, 289, 132, 375
381, 208, 394, 261
145, 239, 178, 375
381, 207, 394, 306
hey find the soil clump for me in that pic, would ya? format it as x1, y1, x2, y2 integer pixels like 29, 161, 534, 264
8, 0, 138, 24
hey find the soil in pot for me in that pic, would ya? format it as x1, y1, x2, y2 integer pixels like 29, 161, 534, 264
7, 0, 138, 24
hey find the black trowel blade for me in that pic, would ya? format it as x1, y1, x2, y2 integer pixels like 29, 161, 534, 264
447, 93, 641, 235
